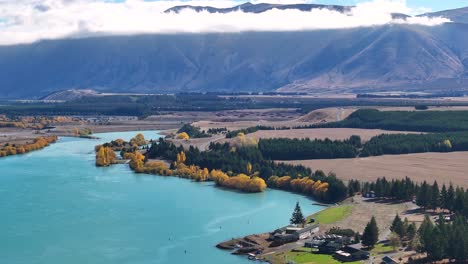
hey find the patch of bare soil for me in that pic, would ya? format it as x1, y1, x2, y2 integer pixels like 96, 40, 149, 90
320, 196, 414, 240
169, 134, 226, 151
283, 152, 468, 188
296, 107, 356, 122
192, 107, 357, 132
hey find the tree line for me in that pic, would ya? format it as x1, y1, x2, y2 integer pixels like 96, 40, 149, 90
417, 214, 468, 262
358, 213, 467, 262
0, 136, 58, 157
316, 109, 468, 132
359, 177, 468, 218
255, 133, 468, 160
177, 124, 210, 138
360, 132, 468, 156
146, 138, 348, 203
258, 137, 361, 160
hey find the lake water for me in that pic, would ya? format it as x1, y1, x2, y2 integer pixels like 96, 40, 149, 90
0, 131, 323, 264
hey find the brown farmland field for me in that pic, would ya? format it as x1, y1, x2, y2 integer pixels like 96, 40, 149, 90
283, 152, 468, 188
246, 128, 419, 142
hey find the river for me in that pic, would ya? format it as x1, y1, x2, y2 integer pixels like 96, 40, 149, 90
0, 131, 323, 264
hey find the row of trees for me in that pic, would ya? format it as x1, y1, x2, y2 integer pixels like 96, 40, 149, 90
268, 176, 329, 200
0, 116, 68, 129
359, 214, 468, 262
317, 109, 468, 132
210, 170, 267, 192
207, 127, 227, 134
360, 177, 468, 217
177, 124, 210, 138
258, 132, 468, 159
258, 137, 360, 160
146, 138, 348, 203
418, 215, 468, 261
416, 181, 468, 216
0, 136, 58, 157
125, 146, 267, 192
95, 133, 149, 166
225, 126, 262, 138
360, 132, 468, 156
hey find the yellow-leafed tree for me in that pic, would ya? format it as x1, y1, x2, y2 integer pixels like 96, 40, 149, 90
176, 132, 190, 140
130, 133, 146, 146
246, 162, 253, 175
95, 146, 117, 167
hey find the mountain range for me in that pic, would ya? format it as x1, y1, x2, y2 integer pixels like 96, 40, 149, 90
164, 2, 408, 19
1, 3, 468, 98
165, 2, 351, 14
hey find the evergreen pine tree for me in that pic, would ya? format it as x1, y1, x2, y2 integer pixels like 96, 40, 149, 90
290, 202, 306, 226
427, 226, 445, 261
417, 181, 431, 209
362, 216, 379, 248
390, 214, 404, 238
431, 181, 440, 210
447, 184, 455, 212
440, 184, 448, 211
402, 217, 409, 238
406, 222, 417, 241
417, 215, 434, 253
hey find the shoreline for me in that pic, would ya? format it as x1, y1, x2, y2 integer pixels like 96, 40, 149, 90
215, 202, 331, 263
2, 129, 427, 264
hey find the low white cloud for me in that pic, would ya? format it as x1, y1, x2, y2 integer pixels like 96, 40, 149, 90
0, 0, 451, 45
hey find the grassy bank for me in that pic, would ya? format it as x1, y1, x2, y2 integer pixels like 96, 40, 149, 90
308, 205, 353, 224
266, 248, 361, 264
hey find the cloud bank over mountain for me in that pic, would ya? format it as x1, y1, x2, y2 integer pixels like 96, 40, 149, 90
0, 0, 450, 45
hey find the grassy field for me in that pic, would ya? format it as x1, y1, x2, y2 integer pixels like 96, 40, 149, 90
371, 243, 396, 255
309, 205, 353, 224
267, 250, 362, 264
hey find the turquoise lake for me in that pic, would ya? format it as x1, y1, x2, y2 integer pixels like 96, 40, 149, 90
0, 131, 323, 264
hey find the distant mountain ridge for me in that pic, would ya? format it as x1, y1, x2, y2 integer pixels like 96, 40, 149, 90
164, 2, 409, 20
1, 4, 468, 98
164, 2, 351, 14
421, 6, 468, 24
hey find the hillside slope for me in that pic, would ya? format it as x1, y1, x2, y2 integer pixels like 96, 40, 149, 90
1, 23, 468, 98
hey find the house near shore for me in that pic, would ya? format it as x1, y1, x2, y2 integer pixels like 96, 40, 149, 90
305, 233, 352, 247
313, 241, 369, 261
335, 246, 370, 261
317, 241, 343, 254
270, 224, 319, 244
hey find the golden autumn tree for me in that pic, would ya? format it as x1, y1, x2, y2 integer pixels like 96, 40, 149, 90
95, 146, 117, 167
176, 151, 186, 165
246, 162, 253, 175
0, 136, 58, 158
129, 151, 145, 172
130, 133, 146, 146
176, 132, 190, 140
